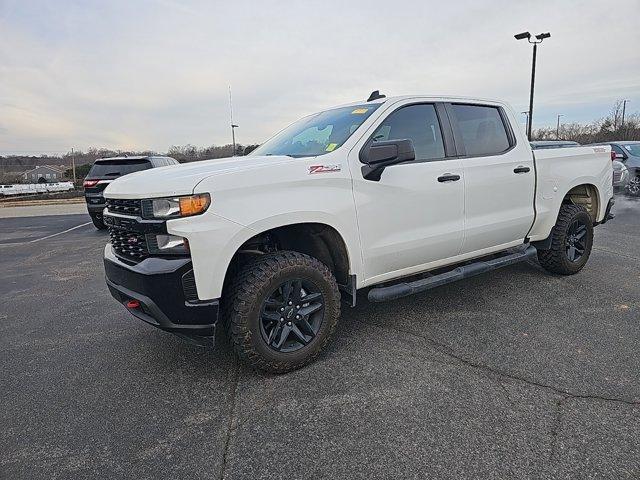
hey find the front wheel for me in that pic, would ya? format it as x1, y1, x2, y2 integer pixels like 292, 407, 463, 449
224, 251, 340, 373
537, 204, 593, 275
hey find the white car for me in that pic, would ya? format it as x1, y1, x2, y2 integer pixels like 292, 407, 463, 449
103, 93, 614, 373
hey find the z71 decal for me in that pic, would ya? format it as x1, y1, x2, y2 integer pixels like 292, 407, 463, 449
309, 165, 341, 174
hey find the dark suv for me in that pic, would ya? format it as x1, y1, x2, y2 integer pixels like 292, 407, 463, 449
83, 156, 179, 229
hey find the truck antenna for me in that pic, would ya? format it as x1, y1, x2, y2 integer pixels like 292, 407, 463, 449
367, 90, 386, 102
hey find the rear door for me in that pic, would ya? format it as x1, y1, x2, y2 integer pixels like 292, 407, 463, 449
351, 102, 465, 284
446, 103, 535, 254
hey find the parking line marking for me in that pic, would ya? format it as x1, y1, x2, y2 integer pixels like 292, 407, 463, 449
28, 222, 93, 243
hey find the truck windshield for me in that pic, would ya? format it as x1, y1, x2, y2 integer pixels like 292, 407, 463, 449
250, 104, 381, 158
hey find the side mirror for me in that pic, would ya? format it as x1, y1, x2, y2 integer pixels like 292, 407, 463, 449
360, 139, 416, 181
615, 152, 626, 160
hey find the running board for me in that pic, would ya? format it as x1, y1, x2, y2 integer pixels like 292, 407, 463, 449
368, 245, 537, 303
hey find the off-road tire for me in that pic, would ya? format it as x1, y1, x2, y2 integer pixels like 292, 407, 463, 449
223, 251, 340, 373
90, 214, 107, 230
537, 204, 593, 275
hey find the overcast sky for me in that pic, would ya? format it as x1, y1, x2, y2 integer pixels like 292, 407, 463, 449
1, 0, 638, 155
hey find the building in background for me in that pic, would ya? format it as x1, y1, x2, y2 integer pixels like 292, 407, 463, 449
22, 165, 65, 182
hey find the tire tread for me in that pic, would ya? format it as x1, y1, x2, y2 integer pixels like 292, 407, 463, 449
223, 251, 340, 373
537, 203, 593, 275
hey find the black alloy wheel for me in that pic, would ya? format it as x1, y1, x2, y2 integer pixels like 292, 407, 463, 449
565, 219, 587, 262
260, 279, 325, 353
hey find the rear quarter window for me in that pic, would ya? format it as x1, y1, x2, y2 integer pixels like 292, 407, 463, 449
450, 104, 511, 156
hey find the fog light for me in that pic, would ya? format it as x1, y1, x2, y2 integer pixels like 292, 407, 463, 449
147, 234, 189, 254
157, 234, 185, 250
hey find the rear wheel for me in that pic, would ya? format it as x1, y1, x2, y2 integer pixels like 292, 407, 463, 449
537, 204, 593, 275
224, 251, 340, 373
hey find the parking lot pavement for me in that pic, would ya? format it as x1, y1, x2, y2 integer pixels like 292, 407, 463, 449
1, 196, 639, 479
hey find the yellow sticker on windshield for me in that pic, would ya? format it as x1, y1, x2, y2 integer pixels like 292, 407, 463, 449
351, 108, 369, 114
325, 143, 338, 152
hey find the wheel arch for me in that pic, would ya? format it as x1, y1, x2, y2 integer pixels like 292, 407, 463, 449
561, 183, 601, 224
222, 220, 356, 293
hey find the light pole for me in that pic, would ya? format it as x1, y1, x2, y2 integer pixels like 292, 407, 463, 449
621, 99, 630, 127
556, 114, 564, 139
515, 31, 551, 141
231, 124, 238, 156
71, 147, 77, 186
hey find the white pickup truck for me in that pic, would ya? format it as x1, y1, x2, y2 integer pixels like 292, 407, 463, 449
103, 93, 614, 373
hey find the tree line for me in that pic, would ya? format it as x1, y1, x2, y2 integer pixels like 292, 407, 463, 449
0, 143, 259, 183
532, 100, 639, 144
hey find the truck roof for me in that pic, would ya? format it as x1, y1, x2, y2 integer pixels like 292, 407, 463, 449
331, 94, 510, 110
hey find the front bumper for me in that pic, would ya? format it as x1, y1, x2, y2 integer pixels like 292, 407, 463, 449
103, 244, 219, 345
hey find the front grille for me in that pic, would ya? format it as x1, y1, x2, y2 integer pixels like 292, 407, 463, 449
109, 227, 149, 262
106, 198, 142, 216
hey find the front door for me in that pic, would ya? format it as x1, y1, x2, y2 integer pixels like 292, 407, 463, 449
350, 102, 465, 284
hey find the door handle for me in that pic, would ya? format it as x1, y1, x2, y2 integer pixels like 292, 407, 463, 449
437, 173, 461, 183
514, 166, 531, 174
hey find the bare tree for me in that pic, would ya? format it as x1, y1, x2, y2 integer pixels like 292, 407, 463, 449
532, 101, 640, 144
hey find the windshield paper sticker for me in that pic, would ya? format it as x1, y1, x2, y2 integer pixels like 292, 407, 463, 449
309, 165, 341, 174
351, 108, 369, 114
325, 143, 338, 152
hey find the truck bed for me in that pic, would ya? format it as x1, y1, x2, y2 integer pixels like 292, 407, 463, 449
528, 146, 613, 241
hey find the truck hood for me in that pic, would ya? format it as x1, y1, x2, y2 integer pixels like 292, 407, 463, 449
104, 155, 295, 199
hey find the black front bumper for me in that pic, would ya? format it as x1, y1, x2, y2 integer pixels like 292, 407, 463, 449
104, 245, 219, 345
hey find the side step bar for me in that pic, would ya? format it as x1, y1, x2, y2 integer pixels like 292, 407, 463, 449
368, 245, 538, 303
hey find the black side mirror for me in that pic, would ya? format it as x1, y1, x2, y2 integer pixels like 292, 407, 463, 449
360, 139, 416, 181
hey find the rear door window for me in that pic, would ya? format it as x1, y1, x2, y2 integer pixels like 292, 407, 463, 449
87, 160, 152, 178
450, 104, 511, 156
370, 104, 446, 161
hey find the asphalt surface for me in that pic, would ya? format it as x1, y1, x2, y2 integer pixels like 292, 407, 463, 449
1, 196, 639, 479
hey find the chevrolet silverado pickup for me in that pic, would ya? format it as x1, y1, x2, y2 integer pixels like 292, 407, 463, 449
102, 93, 614, 373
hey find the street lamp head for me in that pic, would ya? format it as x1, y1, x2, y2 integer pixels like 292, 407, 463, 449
231, 124, 239, 128
514, 32, 531, 40
535, 32, 551, 40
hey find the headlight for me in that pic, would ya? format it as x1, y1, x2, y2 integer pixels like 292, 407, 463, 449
145, 193, 210, 219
